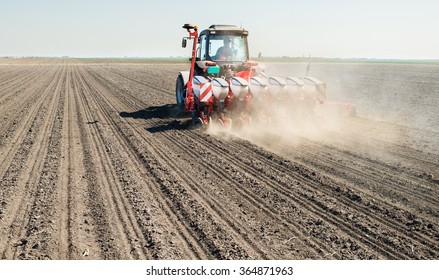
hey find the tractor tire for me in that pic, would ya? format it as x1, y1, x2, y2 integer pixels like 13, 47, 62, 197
176, 74, 186, 110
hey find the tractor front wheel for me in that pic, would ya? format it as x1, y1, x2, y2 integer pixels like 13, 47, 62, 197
176, 74, 186, 110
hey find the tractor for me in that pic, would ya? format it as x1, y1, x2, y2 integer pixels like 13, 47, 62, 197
175, 24, 355, 128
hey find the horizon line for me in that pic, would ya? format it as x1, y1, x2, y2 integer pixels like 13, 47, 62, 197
2, 55, 439, 60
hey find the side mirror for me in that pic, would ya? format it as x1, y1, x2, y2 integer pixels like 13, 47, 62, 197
182, 38, 187, 48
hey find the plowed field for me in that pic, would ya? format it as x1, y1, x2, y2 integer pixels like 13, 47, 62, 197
0, 58, 438, 260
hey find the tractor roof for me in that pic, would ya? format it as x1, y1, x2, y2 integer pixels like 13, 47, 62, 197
200, 25, 248, 36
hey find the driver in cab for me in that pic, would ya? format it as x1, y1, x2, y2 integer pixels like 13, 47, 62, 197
215, 38, 234, 60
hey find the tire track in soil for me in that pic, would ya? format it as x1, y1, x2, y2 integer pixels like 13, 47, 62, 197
71, 67, 132, 259
60, 65, 103, 260
0, 63, 66, 259
15, 64, 68, 259
335, 118, 439, 170
100, 66, 174, 97
0, 61, 59, 111
317, 127, 439, 185
0, 65, 60, 169
0, 65, 35, 90
278, 135, 439, 215
0, 65, 45, 103
58, 66, 75, 259
73, 65, 162, 259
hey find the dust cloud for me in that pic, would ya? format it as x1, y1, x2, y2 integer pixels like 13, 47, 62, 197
207, 99, 347, 154
207, 62, 439, 157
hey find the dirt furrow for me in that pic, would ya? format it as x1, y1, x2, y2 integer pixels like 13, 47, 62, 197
0, 65, 60, 162
0, 66, 43, 101
0, 65, 58, 126
15, 65, 67, 259
337, 118, 439, 166
72, 66, 141, 259
283, 137, 439, 214
0, 64, 66, 259
0, 65, 34, 88
57, 66, 79, 259
224, 131, 438, 215
320, 127, 439, 180
232, 132, 439, 229
200, 131, 438, 258
62, 65, 113, 260
0, 64, 63, 217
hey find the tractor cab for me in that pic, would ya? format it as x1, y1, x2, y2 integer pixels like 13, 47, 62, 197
197, 25, 249, 66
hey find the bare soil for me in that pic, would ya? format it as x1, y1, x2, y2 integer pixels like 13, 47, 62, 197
0, 58, 438, 260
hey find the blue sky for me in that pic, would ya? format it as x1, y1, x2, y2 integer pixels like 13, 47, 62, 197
0, 0, 438, 58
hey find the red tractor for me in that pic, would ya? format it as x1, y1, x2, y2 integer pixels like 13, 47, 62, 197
176, 24, 355, 127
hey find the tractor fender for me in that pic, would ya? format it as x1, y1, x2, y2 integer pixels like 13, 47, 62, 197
178, 71, 190, 86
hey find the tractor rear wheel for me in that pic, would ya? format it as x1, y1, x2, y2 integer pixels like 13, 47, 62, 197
176, 74, 186, 110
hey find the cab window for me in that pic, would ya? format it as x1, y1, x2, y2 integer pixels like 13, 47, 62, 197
199, 35, 207, 60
